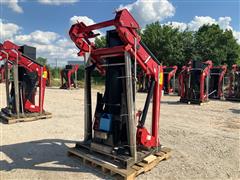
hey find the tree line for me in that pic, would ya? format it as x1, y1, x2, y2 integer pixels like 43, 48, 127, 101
96, 22, 240, 67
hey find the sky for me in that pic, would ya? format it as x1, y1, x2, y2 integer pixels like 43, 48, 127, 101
0, 0, 239, 66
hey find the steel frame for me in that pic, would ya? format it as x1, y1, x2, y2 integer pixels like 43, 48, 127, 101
69, 9, 163, 161
209, 65, 227, 99
163, 65, 178, 94
179, 60, 212, 104
0, 40, 47, 114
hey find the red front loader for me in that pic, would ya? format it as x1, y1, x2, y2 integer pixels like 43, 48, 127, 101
0, 41, 50, 119
179, 60, 212, 104
68, 9, 165, 168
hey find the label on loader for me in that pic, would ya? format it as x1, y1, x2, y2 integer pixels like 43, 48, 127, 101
43, 71, 48, 79
159, 71, 163, 85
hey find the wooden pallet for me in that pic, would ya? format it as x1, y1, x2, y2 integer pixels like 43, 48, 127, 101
68, 146, 171, 180
0, 111, 52, 124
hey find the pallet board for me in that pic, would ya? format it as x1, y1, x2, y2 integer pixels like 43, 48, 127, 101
68, 146, 171, 180
0, 111, 52, 124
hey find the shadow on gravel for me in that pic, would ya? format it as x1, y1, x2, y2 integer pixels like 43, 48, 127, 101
229, 108, 240, 114
0, 139, 107, 178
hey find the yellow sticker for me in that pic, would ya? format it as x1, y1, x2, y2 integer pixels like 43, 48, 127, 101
43, 71, 48, 78
159, 71, 163, 85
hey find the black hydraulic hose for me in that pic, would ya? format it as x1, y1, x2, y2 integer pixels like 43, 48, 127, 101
139, 78, 155, 127
140, 41, 160, 65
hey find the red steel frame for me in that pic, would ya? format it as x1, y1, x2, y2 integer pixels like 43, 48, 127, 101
69, 9, 163, 148
0, 40, 47, 113
210, 65, 227, 99
197, 60, 213, 102
163, 65, 177, 94
60, 64, 79, 89
178, 61, 192, 97
228, 64, 240, 98
179, 60, 212, 103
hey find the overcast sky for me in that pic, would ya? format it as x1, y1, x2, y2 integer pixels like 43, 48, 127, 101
0, 0, 239, 66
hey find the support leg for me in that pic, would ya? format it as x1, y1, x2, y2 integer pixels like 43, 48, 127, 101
5, 60, 10, 108
13, 64, 20, 118
124, 52, 137, 162
152, 66, 161, 146
84, 53, 92, 141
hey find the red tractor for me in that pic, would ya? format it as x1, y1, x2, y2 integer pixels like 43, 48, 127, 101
179, 60, 212, 104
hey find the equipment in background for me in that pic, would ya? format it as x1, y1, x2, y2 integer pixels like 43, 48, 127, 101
226, 64, 240, 101
0, 64, 5, 83
60, 64, 79, 89
178, 61, 191, 97
0, 41, 51, 123
0, 63, 12, 83
137, 70, 151, 92
163, 66, 177, 94
209, 65, 227, 99
179, 60, 212, 104
69, 9, 164, 169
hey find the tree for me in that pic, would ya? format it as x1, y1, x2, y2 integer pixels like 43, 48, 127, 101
141, 22, 188, 66
37, 57, 47, 65
50, 67, 61, 79
77, 65, 85, 81
194, 24, 240, 66
180, 30, 195, 63
95, 36, 106, 48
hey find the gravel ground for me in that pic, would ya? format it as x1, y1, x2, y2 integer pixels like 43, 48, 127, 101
0, 83, 239, 180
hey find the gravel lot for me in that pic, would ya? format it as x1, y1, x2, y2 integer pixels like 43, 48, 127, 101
0, 83, 239, 179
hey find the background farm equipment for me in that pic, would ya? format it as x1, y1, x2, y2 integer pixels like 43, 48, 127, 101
60, 64, 79, 89
179, 60, 212, 104
0, 41, 51, 123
